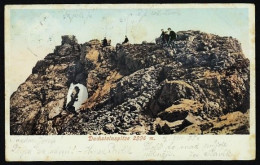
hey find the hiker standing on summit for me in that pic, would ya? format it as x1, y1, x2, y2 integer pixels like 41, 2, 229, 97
167, 28, 177, 45
102, 37, 108, 47
160, 29, 166, 44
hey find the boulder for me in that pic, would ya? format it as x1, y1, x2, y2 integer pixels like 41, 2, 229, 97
103, 123, 116, 134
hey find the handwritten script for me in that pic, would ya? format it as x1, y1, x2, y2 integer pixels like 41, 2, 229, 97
6, 135, 240, 161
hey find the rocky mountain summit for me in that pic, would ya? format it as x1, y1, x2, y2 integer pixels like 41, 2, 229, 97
10, 31, 250, 135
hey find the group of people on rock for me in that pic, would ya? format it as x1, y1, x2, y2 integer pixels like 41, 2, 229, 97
160, 28, 177, 45
102, 36, 129, 47
101, 27, 176, 47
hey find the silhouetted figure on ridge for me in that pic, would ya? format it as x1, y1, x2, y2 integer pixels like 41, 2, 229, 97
102, 37, 108, 47
167, 28, 177, 45
122, 35, 129, 44
160, 29, 166, 43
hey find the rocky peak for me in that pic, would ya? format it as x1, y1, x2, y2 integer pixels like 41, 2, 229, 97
10, 31, 250, 135
61, 35, 78, 45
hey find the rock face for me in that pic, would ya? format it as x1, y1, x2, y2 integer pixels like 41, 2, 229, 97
10, 31, 250, 135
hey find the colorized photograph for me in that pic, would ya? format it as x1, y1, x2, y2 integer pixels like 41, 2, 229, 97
8, 6, 251, 135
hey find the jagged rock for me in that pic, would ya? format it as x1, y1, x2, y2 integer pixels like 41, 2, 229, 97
62, 35, 78, 45
179, 111, 249, 134
10, 31, 250, 135
52, 83, 65, 90
103, 123, 116, 134
149, 80, 198, 116
48, 99, 64, 119
157, 99, 203, 122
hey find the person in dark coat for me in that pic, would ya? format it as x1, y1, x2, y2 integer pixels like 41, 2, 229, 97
167, 28, 177, 44
122, 36, 129, 44
160, 29, 166, 43
102, 37, 108, 47
66, 86, 80, 114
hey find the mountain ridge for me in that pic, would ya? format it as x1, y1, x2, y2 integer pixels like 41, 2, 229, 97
10, 30, 250, 135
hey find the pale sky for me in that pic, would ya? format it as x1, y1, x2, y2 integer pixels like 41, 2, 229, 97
7, 6, 252, 93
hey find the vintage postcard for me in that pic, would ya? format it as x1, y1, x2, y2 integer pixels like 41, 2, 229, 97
5, 4, 255, 161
